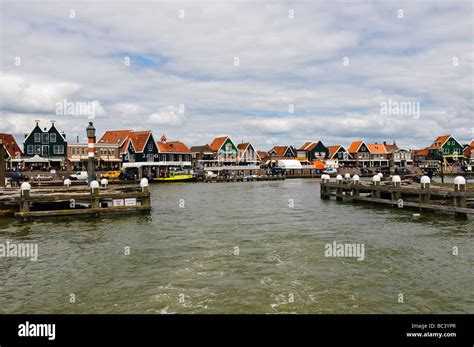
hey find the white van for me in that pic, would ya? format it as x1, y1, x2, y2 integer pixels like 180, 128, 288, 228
70, 171, 88, 180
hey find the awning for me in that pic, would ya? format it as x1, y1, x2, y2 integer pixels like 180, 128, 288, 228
312, 161, 325, 170
277, 160, 302, 169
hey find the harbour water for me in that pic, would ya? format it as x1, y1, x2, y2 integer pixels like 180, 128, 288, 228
0, 179, 472, 314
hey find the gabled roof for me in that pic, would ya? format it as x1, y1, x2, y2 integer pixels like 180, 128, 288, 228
348, 141, 366, 153
367, 143, 387, 155
157, 141, 191, 153
128, 131, 153, 153
257, 151, 268, 160
269, 146, 294, 156
431, 135, 451, 149
413, 148, 429, 156
237, 143, 261, 160
48, 123, 67, 142
190, 144, 213, 153
384, 143, 399, 153
237, 142, 250, 151
298, 142, 315, 151
0, 133, 23, 157
210, 136, 229, 151
98, 130, 132, 146
327, 145, 342, 159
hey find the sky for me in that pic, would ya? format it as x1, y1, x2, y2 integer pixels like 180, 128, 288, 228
0, 0, 473, 151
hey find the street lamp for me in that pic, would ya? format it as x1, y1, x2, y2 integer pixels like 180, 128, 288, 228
86, 122, 96, 185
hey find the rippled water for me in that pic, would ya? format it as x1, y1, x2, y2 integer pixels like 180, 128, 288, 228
0, 179, 472, 313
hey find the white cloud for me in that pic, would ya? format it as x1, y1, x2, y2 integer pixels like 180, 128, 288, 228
148, 106, 185, 126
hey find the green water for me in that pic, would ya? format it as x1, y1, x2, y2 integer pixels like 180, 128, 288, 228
0, 179, 472, 313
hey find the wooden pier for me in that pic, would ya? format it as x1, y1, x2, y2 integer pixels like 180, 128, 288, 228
320, 174, 473, 217
0, 179, 151, 221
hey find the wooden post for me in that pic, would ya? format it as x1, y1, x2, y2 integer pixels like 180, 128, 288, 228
453, 176, 467, 218
391, 175, 401, 201
90, 180, 99, 209
320, 174, 330, 199
420, 175, 431, 205
140, 178, 150, 207
336, 175, 343, 201
352, 175, 360, 197
372, 175, 381, 199
0, 139, 5, 188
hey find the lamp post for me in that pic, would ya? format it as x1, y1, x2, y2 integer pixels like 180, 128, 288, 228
0, 139, 5, 187
86, 122, 96, 185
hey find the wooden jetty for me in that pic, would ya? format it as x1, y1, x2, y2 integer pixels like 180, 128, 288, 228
320, 174, 473, 217
0, 178, 151, 221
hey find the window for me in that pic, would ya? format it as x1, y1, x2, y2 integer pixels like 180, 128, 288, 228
35, 145, 41, 155
42, 133, 49, 144
27, 145, 33, 155
443, 148, 449, 154
148, 143, 153, 151
34, 133, 40, 142
54, 145, 64, 154
453, 148, 460, 154
50, 133, 56, 143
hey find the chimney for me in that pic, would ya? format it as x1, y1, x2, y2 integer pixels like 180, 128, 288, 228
62, 132, 66, 139
383, 141, 386, 145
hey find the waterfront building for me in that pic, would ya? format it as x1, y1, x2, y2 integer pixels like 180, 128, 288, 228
0, 133, 23, 170
156, 135, 192, 177
98, 130, 158, 163
347, 141, 370, 168
22, 121, 68, 170
327, 145, 353, 168
463, 140, 474, 165
210, 136, 239, 165
268, 145, 296, 159
427, 135, 464, 163
190, 144, 215, 170
67, 143, 120, 172
366, 143, 389, 168
237, 142, 261, 166
296, 141, 330, 164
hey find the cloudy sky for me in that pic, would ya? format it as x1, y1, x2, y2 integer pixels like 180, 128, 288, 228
1, 0, 473, 150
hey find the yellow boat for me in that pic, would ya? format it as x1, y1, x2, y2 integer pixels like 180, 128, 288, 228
152, 174, 195, 183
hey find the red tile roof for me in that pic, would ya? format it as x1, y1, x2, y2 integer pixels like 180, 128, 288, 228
210, 136, 229, 151
413, 148, 429, 156
431, 135, 451, 149
348, 141, 364, 153
157, 141, 191, 153
237, 143, 249, 150
327, 145, 342, 159
128, 131, 152, 153
270, 146, 291, 156
98, 130, 132, 146
298, 142, 314, 151
257, 151, 268, 160
367, 143, 387, 154
0, 133, 23, 158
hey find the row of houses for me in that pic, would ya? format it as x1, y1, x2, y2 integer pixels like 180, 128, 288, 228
1, 121, 473, 176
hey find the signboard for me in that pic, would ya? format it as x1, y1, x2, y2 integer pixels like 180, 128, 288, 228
124, 198, 137, 206
113, 199, 124, 207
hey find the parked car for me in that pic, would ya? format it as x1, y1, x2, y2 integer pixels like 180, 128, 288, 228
101, 171, 121, 180
70, 171, 88, 180
205, 171, 218, 179
35, 174, 53, 181
323, 168, 337, 175
269, 167, 285, 176
6, 172, 29, 182
395, 167, 411, 175
375, 167, 391, 175
120, 171, 135, 181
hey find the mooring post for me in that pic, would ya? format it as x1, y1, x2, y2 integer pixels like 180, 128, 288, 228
20, 182, 31, 214
90, 180, 99, 209
336, 174, 343, 201
372, 175, 381, 199
391, 175, 401, 201
420, 175, 431, 205
140, 178, 150, 207
64, 179, 72, 190
0, 139, 5, 188
344, 173, 351, 182
352, 175, 360, 197
453, 176, 467, 218
101, 178, 109, 189
320, 174, 330, 199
